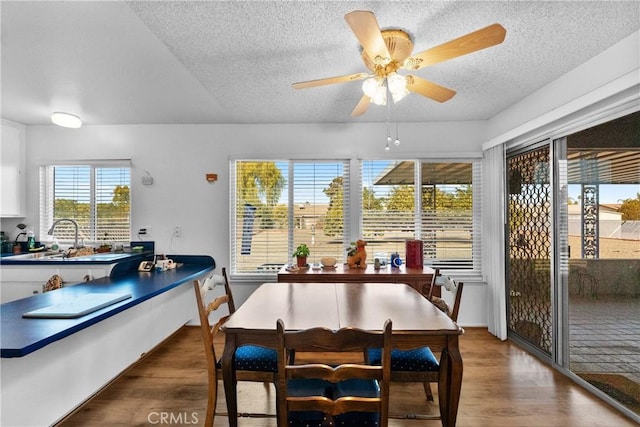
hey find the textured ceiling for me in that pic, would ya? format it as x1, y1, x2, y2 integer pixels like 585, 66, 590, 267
1, 1, 639, 126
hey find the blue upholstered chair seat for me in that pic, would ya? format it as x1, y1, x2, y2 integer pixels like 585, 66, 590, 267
333, 379, 381, 426
367, 347, 439, 372
286, 378, 382, 426
216, 344, 278, 372
287, 379, 332, 427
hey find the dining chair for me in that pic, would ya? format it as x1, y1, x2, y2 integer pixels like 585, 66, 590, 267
193, 267, 278, 427
367, 273, 464, 403
276, 318, 392, 427
427, 273, 464, 323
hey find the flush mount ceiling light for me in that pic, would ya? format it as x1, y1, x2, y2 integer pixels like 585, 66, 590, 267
51, 112, 82, 128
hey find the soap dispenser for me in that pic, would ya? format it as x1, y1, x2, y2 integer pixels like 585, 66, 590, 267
27, 230, 36, 250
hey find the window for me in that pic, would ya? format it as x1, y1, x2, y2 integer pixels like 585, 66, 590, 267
39, 162, 131, 244
361, 160, 482, 275
231, 160, 350, 277
231, 158, 481, 278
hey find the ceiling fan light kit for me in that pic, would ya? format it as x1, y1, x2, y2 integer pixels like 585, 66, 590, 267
292, 10, 507, 118
387, 73, 407, 94
362, 77, 380, 98
364, 78, 387, 105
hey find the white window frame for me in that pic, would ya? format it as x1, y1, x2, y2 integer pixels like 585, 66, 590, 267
230, 159, 351, 278
39, 160, 132, 246
229, 157, 482, 280
359, 158, 483, 280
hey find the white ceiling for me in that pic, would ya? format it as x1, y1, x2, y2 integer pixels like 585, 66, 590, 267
1, 1, 638, 126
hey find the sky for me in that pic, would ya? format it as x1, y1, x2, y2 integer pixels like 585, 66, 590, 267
568, 184, 639, 204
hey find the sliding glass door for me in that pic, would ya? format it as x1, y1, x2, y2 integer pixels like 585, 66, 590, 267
506, 142, 553, 355
507, 112, 639, 420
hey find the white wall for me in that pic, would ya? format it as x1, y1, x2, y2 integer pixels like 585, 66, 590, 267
13, 121, 489, 322
485, 30, 639, 148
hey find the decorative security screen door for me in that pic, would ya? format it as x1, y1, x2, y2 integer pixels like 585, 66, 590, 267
506, 143, 553, 355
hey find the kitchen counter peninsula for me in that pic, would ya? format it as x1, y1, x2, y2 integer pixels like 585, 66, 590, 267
1, 254, 214, 357
1, 254, 214, 427
0, 249, 155, 303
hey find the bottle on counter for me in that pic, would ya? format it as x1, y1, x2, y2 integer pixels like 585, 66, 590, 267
27, 230, 35, 247
0, 231, 9, 253
27, 230, 36, 250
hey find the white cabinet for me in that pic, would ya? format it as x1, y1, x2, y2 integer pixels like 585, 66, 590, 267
1, 282, 45, 303
1, 120, 26, 217
0, 265, 112, 303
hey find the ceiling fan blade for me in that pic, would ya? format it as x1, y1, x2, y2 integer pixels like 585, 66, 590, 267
404, 23, 506, 70
351, 95, 371, 117
406, 75, 456, 103
344, 10, 391, 65
293, 72, 369, 89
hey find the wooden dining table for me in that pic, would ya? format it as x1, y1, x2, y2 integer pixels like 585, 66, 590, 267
221, 282, 464, 427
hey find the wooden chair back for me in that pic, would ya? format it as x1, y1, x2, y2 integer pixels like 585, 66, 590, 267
193, 272, 230, 427
276, 319, 392, 427
429, 275, 464, 322
221, 266, 236, 313
420, 268, 441, 298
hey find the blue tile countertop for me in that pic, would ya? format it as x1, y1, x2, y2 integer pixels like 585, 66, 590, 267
0, 255, 215, 357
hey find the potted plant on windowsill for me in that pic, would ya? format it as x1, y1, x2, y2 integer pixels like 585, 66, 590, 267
292, 243, 310, 268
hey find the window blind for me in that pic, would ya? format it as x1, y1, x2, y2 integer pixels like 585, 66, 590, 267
39, 164, 131, 244
361, 159, 482, 277
362, 160, 416, 258
231, 160, 350, 277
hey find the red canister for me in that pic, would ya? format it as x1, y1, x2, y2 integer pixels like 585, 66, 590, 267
405, 240, 423, 269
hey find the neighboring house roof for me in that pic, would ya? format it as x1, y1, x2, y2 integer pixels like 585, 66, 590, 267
567, 204, 622, 218
600, 204, 622, 212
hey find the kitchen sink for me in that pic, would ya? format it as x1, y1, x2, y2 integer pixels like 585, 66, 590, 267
2, 251, 66, 260
2, 251, 137, 262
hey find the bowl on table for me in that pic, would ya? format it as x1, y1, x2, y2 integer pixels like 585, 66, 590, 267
320, 257, 337, 268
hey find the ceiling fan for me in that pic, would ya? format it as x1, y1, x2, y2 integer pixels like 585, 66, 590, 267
293, 10, 506, 117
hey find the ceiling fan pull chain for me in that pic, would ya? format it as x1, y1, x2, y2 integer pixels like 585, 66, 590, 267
390, 84, 400, 146
385, 82, 392, 152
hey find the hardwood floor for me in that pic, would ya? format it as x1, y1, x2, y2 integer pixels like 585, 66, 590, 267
58, 326, 637, 426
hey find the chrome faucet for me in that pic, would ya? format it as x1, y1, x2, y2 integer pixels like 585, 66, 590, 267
14, 232, 27, 245
48, 218, 80, 249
